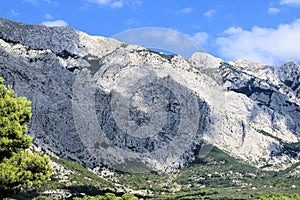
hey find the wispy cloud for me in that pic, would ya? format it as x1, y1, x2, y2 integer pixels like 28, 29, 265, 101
192, 32, 209, 46
86, 0, 124, 8
216, 19, 300, 65
268, 7, 280, 15
41, 19, 68, 27
44, 13, 53, 19
24, 0, 58, 5
170, 7, 193, 15
83, 0, 140, 9
113, 28, 204, 58
10, 9, 20, 16
44, 0, 58, 6
180, 7, 193, 14
111, 1, 123, 8
203, 9, 216, 18
280, 0, 300, 6
125, 18, 139, 27
92, 0, 111, 5
24, 0, 38, 5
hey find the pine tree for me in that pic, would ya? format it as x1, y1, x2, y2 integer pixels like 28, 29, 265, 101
0, 77, 51, 198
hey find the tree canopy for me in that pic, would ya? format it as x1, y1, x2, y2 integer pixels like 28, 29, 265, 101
0, 77, 51, 198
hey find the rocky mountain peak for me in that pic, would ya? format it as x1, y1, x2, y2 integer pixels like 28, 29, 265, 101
0, 18, 299, 172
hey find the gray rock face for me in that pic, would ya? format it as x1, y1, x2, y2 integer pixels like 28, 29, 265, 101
0, 18, 299, 171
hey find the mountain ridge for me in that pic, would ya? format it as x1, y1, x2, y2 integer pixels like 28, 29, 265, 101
0, 18, 299, 172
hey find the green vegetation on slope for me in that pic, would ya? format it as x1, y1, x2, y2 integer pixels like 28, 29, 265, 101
32, 193, 140, 200
13, 146, 299, 199
1, 75, 298, 200
0, 77, 52, 198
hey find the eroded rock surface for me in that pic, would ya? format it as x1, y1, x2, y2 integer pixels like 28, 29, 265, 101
0, 18, 299, 171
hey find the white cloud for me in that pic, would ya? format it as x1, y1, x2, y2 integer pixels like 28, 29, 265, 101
24, 0, 38, 5
192, 32, 209, 46
24, 0, 58, 5
111, 1, 123, 8
280, 0, 300, 6
44, 0, 58, 6
203, 9, 216, 18
125, 18, 139, 26
180, 7, 193, 14
216, 19, 300, 66
85, 0, 140, 9
41, 20, 68, 27
44, 13, 53, 19
268, 7, 280, 15
87, 0, 124, 8
89, 0, 111, 5
113, 28, 204, 58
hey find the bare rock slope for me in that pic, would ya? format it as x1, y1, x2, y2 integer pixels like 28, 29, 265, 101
0, 18, 299, 171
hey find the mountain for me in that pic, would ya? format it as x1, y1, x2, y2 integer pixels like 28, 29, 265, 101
0, 18, 299, 173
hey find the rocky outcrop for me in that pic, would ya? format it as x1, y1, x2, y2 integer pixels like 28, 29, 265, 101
0, 18, 299, 172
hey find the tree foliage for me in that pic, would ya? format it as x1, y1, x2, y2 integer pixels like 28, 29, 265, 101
0, 77, 51, 198
259, 194, 300, 200
73, 193, 139, 200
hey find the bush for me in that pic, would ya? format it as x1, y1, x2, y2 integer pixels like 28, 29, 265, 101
0, 77, 52, 198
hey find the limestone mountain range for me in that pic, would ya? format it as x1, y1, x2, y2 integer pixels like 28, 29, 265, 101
0, 18, 299, 172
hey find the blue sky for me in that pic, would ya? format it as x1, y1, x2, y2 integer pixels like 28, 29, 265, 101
1, 0, 300, 66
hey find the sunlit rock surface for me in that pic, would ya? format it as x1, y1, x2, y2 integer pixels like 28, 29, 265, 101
0, 18, 299, 171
